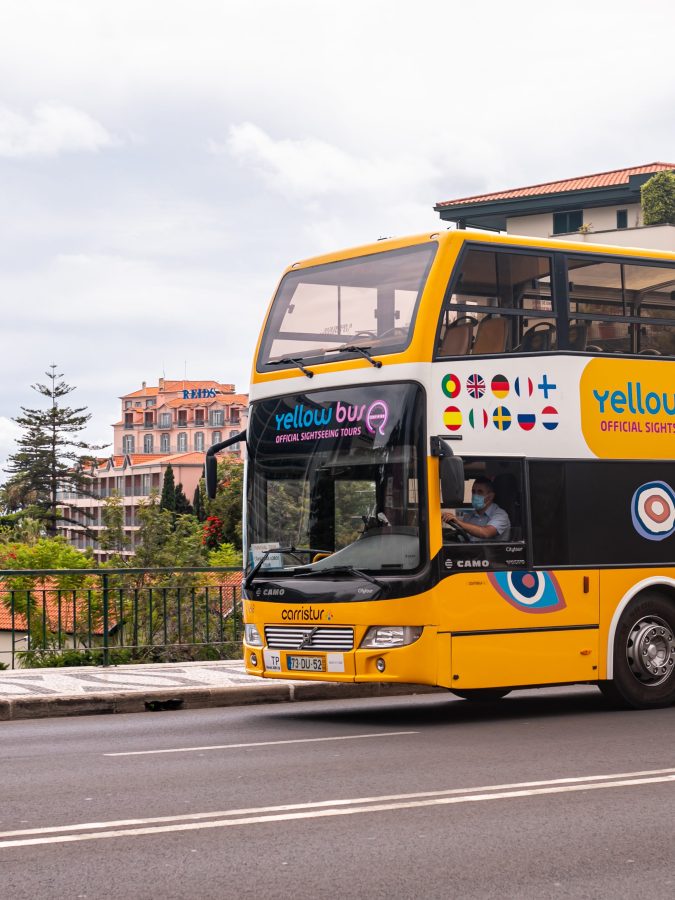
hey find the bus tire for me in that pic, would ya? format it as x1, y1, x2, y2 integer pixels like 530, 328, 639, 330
451, 688, 511, 702
600, 592, 675, 709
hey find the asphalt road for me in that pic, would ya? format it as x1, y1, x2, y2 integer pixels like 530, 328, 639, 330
3, 686, 675, 900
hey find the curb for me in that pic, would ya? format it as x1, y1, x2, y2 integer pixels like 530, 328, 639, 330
0, 682, 442, 721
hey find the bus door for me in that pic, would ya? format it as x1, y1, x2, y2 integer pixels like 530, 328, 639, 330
440, 458, 600, 690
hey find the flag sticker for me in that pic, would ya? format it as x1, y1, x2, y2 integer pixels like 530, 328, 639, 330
491, 374, 510, 398
444, 405, 462, 431
468, 407, 489, 430
517, 413, 536, 431
442, 374, 461, 399
514, 376, 533, 398
541, 406, 559, 430
492, 406, 512, 431
466, 374, 486, 399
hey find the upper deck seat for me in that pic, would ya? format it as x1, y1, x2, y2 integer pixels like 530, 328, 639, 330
471, 316, 509, 355
438, 316, 475, 357
519, 321, 556, 352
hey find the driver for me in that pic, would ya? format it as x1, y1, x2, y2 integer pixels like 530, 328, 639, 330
442, 476, 510, 542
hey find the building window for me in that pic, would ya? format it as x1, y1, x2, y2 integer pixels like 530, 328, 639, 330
553, 210, 583, 235
143, 434, 154, 453
146, 398, 156, 407
160, 433, 170, 452
229, 429, 239, 451
125, 400, 132, 409
142, 474, 151, 495
159, 412, 171, 428
212, 431, 222, 445
617, 209, 628, 229
195, 432, 205, 451
210, 409, 224, 426
122, 435, 135, 454
177, 433, 187, 452
177, 410, 188, 427
124, 413, 134, 428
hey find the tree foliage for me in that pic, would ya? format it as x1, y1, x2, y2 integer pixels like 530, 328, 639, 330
4, 365, 104, 536
99, 490, 128, 556
642, 171, 675, 226
159, 463, 176, 512
206, 459, 243, 549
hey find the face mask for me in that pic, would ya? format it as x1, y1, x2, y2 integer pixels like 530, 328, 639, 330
471, 494, 486, 511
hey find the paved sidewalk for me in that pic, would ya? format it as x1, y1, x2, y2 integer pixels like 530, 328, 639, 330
0, 660, 440, 721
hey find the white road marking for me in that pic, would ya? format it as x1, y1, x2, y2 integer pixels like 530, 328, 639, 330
104, 730, 419, 756
2, 767, 675, 849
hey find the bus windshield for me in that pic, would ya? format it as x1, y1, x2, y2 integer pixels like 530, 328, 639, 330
246, 383, 426, 580
257, 243, 437, 371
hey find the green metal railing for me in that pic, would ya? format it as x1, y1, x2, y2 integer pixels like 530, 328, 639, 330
0, 567, 243, 669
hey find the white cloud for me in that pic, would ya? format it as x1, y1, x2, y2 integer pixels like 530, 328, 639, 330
0, 417, 20, 475
221, 123, 440, 200
0, 104, 116, 158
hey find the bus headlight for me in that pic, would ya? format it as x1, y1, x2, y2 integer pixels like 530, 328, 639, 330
360, 626, 423, 649
244, 624, 263, 647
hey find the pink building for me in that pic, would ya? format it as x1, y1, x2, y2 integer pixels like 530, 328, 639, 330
115, 378, 248, 459
57, 379, 248, 558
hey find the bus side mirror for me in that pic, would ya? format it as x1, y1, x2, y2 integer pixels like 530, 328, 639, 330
430, 436, 465, 507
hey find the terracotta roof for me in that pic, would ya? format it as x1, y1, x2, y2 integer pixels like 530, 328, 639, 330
0, 590, 107, 635
121, 381, 238, 399
436, 162, 675, 208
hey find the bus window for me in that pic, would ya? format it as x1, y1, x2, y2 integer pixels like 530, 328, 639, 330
257, 242, 437, 371
437, 248, 555, 357
442, 458, 524, 546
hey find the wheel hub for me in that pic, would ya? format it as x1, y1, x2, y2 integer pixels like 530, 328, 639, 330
626, 615, 675, 686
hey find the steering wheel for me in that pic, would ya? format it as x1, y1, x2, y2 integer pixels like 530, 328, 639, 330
444, 519, 470, 542
350, 330, 376, 340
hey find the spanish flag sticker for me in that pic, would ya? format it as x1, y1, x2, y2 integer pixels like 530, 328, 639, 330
443, 405, 462, 431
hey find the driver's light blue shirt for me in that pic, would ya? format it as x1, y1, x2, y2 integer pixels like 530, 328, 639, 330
456, 502, 510, 541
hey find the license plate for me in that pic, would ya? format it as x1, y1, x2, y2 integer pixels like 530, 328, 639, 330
287, 655, 325, 672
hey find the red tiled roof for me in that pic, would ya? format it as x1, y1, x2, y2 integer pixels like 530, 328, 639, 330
121, 381, 238, 399
0, 591, 107, 635
436, 162, 675, 208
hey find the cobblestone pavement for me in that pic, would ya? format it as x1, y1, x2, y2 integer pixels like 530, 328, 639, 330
0, 660, 272, 697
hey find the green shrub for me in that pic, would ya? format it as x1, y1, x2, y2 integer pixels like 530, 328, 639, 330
641, 170, 675, 225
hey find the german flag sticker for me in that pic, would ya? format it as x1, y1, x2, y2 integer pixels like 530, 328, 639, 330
491, 374, 510, 398
443, 406, 462, 431
441, 374, 461, 398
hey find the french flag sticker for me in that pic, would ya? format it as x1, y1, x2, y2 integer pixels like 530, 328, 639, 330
514, 376, 533, 398
541, 406, 559, 430
517, 413, 536, 431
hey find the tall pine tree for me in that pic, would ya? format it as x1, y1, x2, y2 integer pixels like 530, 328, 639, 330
174, 482, 193, 516
4, 365, 103, 537
159, 463, 176, 512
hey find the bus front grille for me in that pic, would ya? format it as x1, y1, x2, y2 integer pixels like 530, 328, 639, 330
264, 626, 354, 652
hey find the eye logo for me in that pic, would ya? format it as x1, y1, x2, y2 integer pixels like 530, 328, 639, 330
365, 400, 389, 435
631, 481, 675, 541
488, 571, 566, 613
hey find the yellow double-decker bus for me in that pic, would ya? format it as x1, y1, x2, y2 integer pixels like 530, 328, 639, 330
208, 229, 675, 709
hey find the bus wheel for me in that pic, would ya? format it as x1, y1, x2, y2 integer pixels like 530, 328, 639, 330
600, 593, 675, 709
451, 688, 511, 702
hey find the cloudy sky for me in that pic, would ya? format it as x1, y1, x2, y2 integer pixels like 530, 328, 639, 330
1, 0, 674, 473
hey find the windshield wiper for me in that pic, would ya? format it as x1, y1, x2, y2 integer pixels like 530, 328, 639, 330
327, 345, 382, 368
269, 357, 314, 378
244, 546, 326, 589
296, 565, 386, 592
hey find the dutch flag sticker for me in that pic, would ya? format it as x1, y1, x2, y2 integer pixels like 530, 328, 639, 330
541, 406, 559, 430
